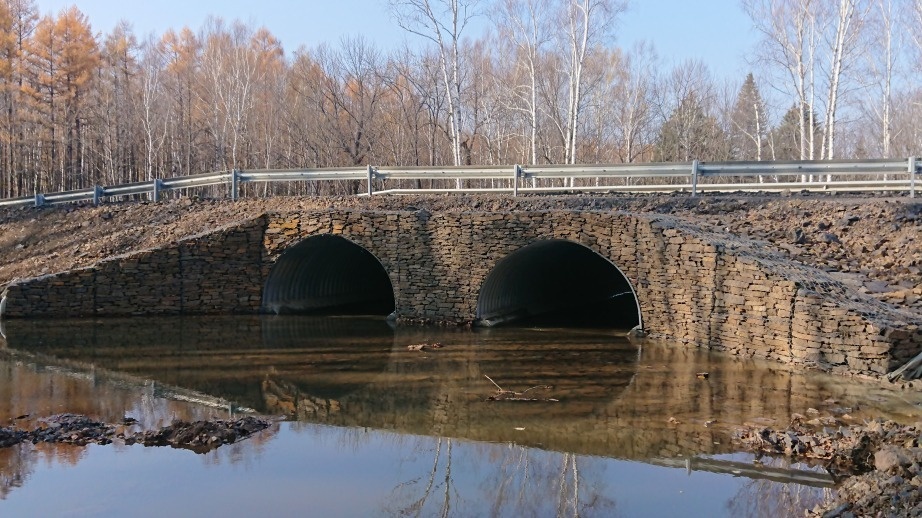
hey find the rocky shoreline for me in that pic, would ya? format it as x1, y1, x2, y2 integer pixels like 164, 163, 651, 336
736, 417, 922, 516
0, 414, 271, 453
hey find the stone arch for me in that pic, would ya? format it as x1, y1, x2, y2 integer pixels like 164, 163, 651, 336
262, 234, 395, 316
476, 239, 642, 328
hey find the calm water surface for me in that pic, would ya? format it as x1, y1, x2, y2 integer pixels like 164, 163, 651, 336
0, 315, 920, 517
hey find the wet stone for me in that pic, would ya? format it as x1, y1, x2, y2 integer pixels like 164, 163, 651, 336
133, 416, 270, 454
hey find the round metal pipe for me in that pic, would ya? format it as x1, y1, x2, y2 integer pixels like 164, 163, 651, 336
476, 240, 641, 328
262, 235, 395, 316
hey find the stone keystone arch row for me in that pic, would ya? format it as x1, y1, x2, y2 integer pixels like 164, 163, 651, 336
1, 209, 920, 378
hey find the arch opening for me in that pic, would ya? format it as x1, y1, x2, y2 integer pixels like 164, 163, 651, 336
262, 235, 395, 316
476, 240, 641, 329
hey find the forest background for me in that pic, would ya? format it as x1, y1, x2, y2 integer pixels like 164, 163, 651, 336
0, 0, 919, 197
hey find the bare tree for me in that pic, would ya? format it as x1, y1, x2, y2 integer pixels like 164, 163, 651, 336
199, 18, 269, 171
557, 0, 626, 164
495, 0, 552, 164
858, 0, 901, 159
744, 0, 820, 165
390, 0, 481, 168
138, 35, 167, 180
820, 0, 868, 160
608, 41, 657, 163
312, 37, 388, 172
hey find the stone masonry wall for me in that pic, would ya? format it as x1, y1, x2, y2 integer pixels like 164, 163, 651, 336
261, 209, 921, 377
2, 208, 920, 378
1, 217, 266, 317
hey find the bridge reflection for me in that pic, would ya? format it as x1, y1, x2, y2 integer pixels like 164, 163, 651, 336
0, 315, 872, 497
2, 314, 905, 475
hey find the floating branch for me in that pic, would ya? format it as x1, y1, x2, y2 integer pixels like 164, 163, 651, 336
483, 375, 556, 402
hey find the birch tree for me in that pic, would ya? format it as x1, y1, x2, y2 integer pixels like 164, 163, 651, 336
608, 41, 657, 163
744, 0, 819, 163
820, 0, 868, 160
138, 35, 167, 180
496, 0, 552, 164
557, 0, 626, 164
860, 0, 900, 158
97, 22, 139, 184
390, 0, 481, 167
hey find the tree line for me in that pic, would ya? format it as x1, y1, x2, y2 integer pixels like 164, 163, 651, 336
0, 0, 920, 198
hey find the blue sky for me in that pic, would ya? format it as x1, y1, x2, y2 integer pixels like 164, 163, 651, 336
34, 0, 756, 80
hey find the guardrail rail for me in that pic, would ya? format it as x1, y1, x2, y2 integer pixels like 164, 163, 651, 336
1, 158, 919, 209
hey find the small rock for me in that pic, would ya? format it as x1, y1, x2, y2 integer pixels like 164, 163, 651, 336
790, 228, 807, 244
874, 446, 910, 472
821, 502, 851, 518
863, 281, 892, 294
820, 232, 840, 244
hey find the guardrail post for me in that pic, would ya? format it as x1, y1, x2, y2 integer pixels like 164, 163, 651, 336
231, 169, 239, 201
910, 156, 917, 199
367, 165, 374, 196
513, 164, 521, 197
34, 193, 44, 207
152, 179, 163, 202
93, 185, 102, 206
691, 160, 700, 197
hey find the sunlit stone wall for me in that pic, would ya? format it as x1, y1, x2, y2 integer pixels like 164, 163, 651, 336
2, 208, 920, 377
0, 217, 267, 318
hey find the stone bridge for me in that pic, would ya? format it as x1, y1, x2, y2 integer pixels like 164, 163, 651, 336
1, 208, 920, 377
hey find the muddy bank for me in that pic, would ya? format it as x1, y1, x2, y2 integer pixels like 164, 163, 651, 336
0, 413, 271, 453
736, 417, 922, 516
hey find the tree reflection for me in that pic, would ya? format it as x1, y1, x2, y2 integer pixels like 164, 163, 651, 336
384, 436, 617, 517
386, 437, 458, 517
725, 456, 830, 517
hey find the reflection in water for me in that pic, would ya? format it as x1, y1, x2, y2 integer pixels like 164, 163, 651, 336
0, 316, 920, 515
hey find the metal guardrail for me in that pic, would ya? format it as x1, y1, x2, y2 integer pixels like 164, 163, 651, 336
648, 455, 834, 488
1, 158, 919, 208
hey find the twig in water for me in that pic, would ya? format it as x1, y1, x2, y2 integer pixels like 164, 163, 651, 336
483, 375, 555, 402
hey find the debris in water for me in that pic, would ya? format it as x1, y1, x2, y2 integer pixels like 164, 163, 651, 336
483, 374, 555, 402
407, 342, 443, 352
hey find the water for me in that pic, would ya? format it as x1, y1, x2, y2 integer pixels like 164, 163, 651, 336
0, 315, 920, 517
